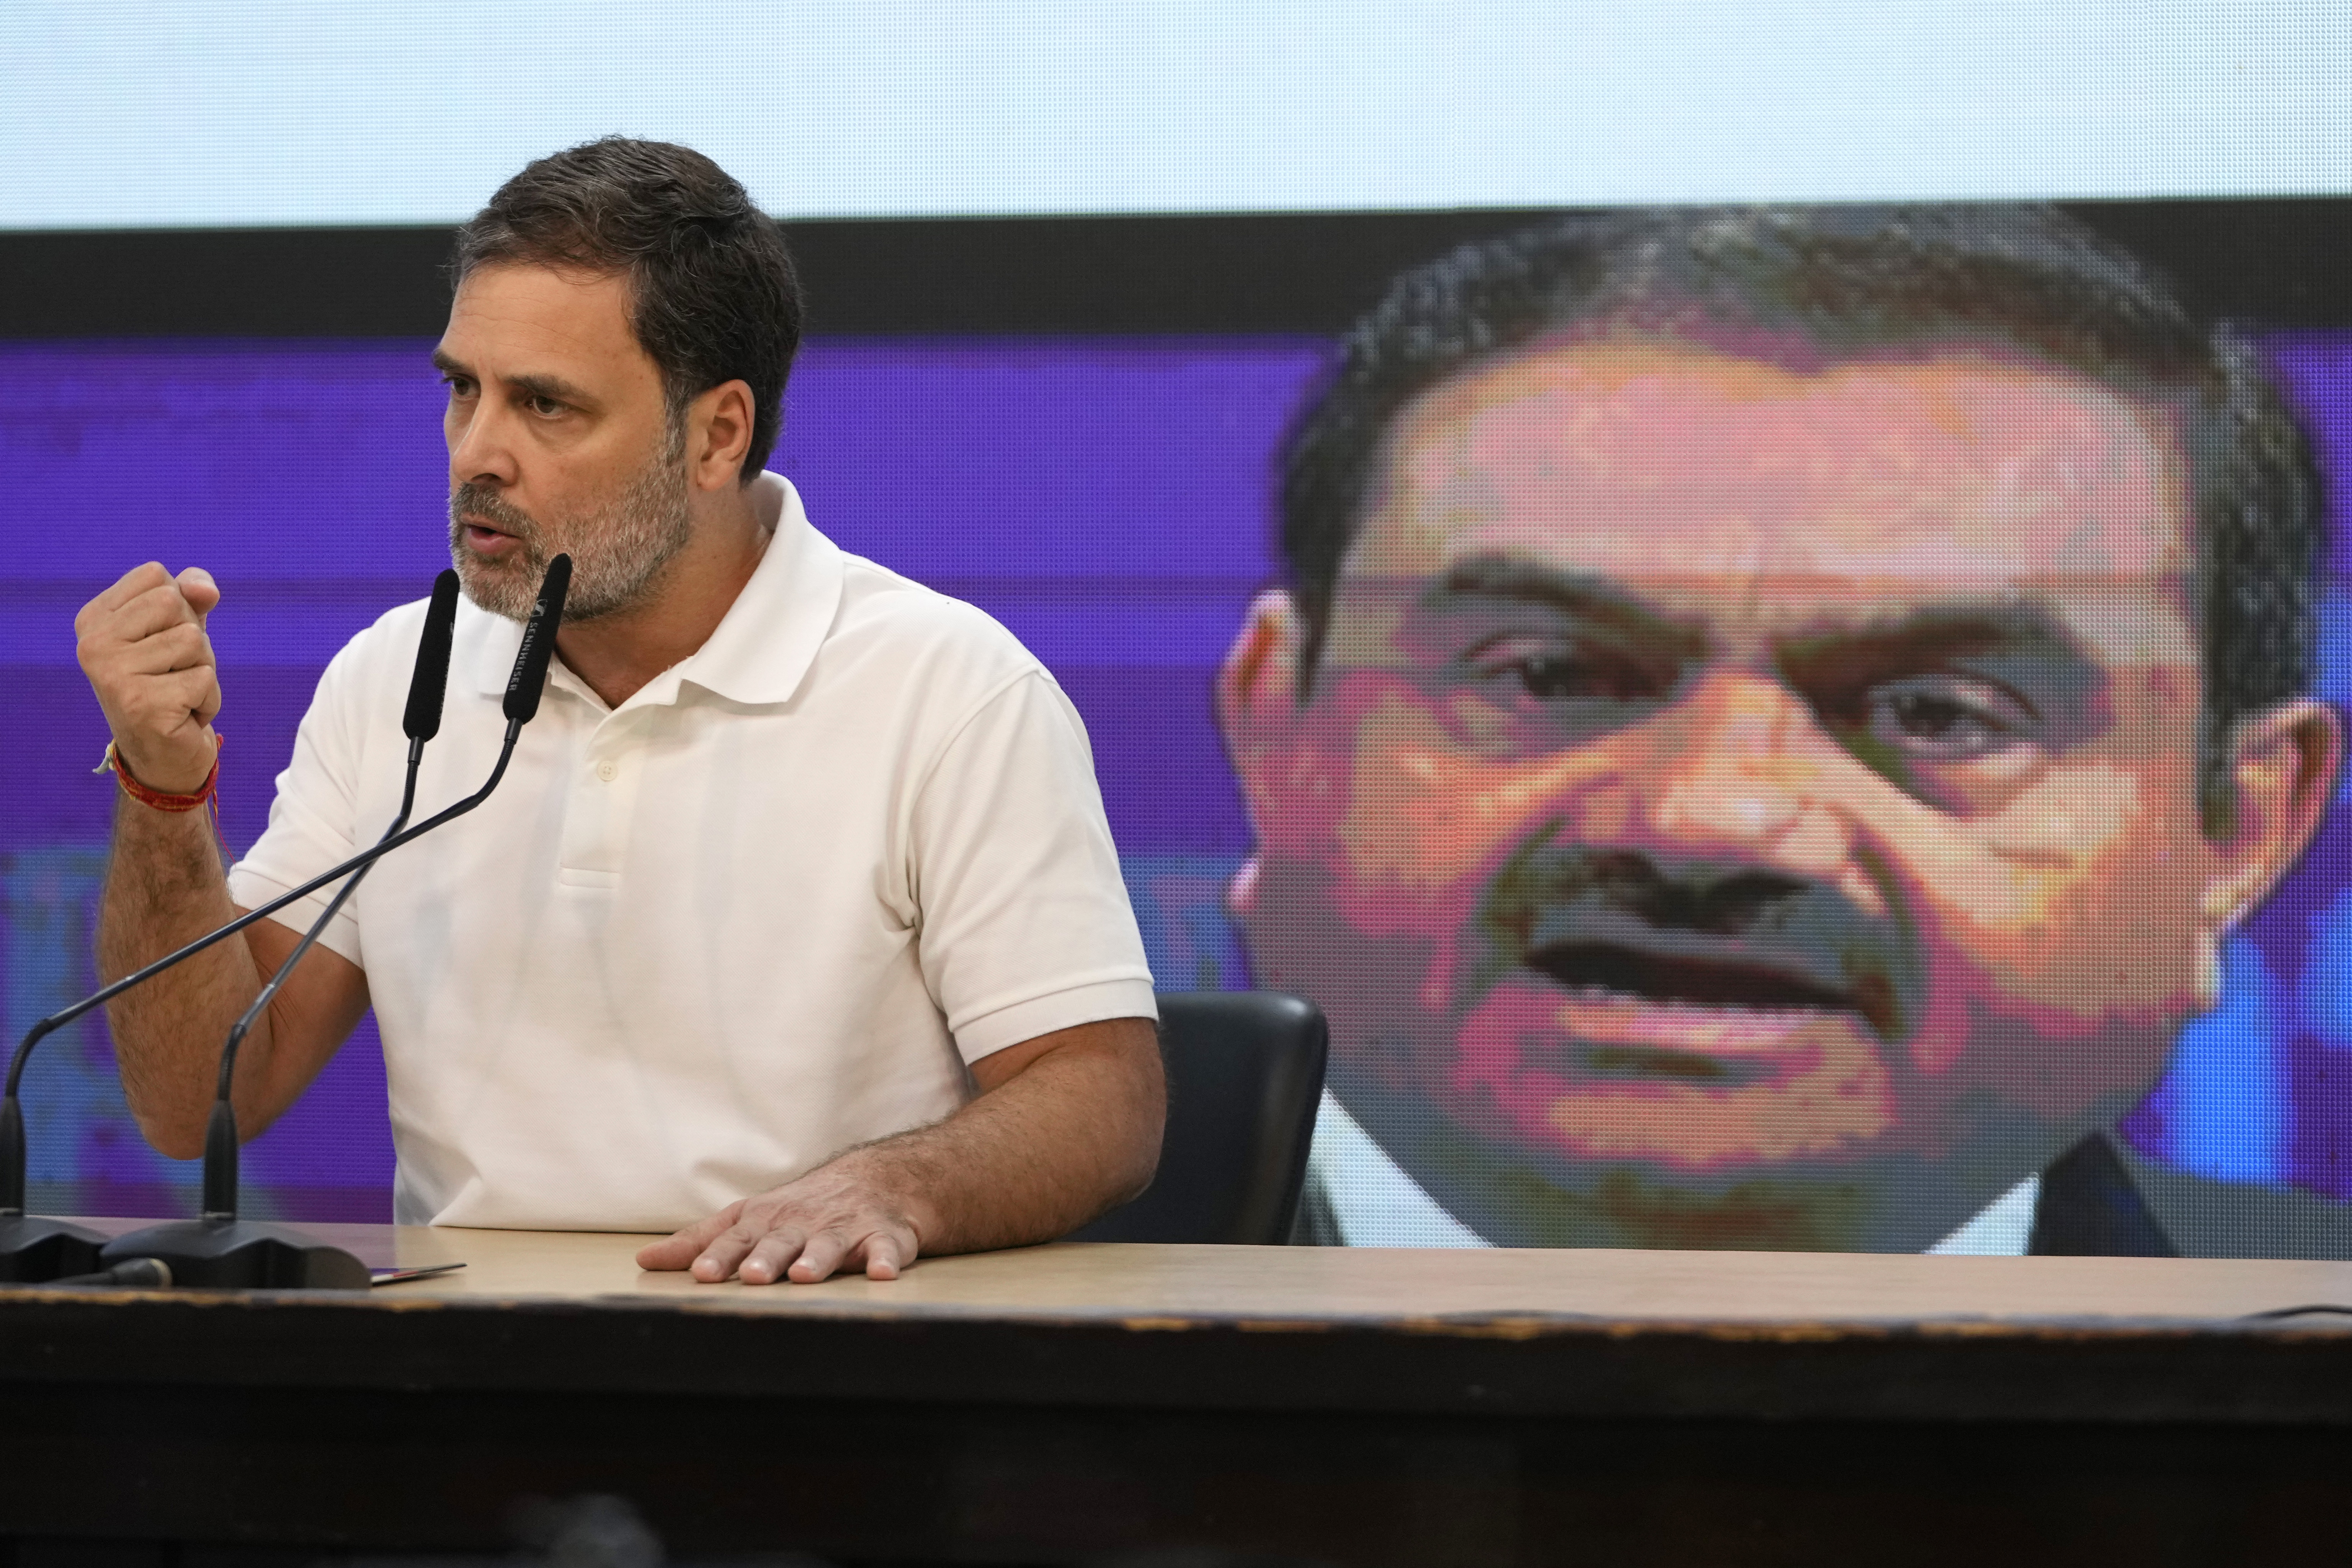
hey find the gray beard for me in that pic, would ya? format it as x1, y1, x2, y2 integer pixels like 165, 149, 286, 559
447, 427, 694, 624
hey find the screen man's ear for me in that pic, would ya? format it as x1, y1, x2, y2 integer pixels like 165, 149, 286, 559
2200, 697, 2343, 960
1220, 589, 1351, 863
1216, 589, 1308, 792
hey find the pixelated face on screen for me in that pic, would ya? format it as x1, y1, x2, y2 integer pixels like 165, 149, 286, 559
1222, 211, 2341, 1251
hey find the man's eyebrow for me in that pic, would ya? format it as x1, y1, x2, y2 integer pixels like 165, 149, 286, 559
1420, 557, 1705, 650
427, 351, 596, 408
1791, 601, 2094, 664
507, 371, 598, 407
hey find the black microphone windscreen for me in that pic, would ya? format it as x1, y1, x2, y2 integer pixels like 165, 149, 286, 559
503, 554, 572, 724
401, 570, 463, 742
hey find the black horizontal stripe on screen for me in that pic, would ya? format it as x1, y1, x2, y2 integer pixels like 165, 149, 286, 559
0, 200, 2347, 338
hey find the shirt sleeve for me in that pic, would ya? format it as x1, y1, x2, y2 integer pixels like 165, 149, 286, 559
908, 667, 1158, 1062
223, 639, 370, 968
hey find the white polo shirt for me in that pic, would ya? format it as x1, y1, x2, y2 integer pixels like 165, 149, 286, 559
228, 473, 1157, 1230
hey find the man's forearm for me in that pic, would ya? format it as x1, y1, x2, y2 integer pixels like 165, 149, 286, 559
639, 1015, 1166, 1284
834, 1020, 1166, 1255
95, 794, 267, 1157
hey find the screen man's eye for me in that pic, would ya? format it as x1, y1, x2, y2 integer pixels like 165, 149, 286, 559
525, 394, 566, 418
1863, 676, 2032, 760
440, 374, 475, 398
1415, 627, 1679, 756
1462, 634, 1657, 706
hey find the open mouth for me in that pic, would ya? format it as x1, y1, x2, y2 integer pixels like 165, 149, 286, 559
1508, 936, 1896, 1084
458, 516, 523, 555
1526, 941, 1855, 1014
1451, 891, 1911, 1154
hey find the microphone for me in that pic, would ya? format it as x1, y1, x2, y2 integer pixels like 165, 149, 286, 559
404, 567, 463, 742
0, 570, 470, 1282
504, 552, 569, 724
99, 556, 569, 1288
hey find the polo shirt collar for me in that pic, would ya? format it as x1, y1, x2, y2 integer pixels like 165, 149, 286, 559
464, 471, 844, 711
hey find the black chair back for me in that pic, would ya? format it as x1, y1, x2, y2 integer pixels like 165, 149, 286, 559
1064, 990, 1328, 1245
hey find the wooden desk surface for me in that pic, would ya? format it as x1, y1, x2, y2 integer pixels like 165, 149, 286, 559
16, 1222, 2352, 1562
60, 1214, 2352, 1325
11, 1216, 2352, 1433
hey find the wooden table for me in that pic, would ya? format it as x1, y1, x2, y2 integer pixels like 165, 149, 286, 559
8, 1221, 2352, 1566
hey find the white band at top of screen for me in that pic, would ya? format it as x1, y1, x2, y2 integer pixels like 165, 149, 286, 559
2, 0, 2344, 230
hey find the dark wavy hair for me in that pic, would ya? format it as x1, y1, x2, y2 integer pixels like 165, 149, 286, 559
452, 137, 802, 481
1277, 205, 2325, 829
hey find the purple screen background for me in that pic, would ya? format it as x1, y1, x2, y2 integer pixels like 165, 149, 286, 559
3, 333, 2349, 1221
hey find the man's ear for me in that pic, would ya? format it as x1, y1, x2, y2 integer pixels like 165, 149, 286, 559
2200, 697, 2343, 970
1219, 590, 1318, 926
1217, 589, 1311, 812
686, 379, 758, 490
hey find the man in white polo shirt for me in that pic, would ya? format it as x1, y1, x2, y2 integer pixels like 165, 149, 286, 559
72, 137, 1164, 1285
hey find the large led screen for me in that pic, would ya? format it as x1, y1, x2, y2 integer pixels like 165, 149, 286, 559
3, 198, 2349, 1258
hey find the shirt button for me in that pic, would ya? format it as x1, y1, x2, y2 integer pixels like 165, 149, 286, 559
596, 760, 618, 782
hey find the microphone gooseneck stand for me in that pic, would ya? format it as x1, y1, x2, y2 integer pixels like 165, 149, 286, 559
0, 567, 457, 1281
0, 557, 565, 1285
0, 569, 469, 1281
98, 556, 570, 1289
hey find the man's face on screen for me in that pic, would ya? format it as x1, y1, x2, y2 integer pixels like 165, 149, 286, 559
1227, 339, 2245, 1250
435, 262, 693, 623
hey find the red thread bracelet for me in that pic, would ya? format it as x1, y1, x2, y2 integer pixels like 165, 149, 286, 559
98, 736, 222, 814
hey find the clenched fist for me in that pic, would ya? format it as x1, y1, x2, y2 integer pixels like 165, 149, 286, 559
76, 563, 223, 796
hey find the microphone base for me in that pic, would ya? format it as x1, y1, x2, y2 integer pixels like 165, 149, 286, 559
100, 1218, 371, 1290
0, 1214, 109, 1282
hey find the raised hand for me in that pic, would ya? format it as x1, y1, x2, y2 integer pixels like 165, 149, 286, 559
76, 563, 224, 795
